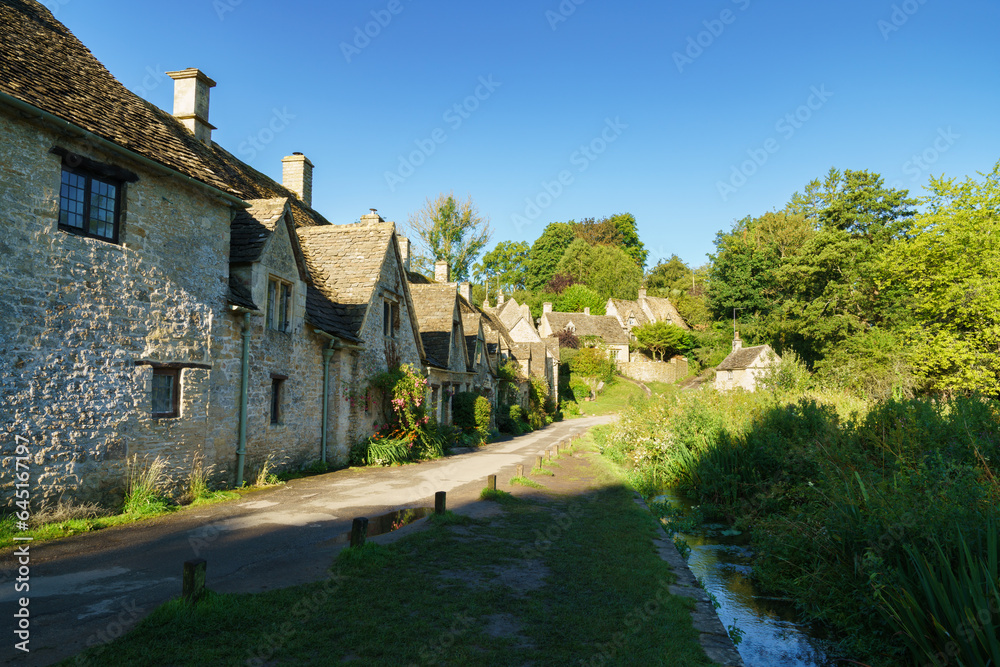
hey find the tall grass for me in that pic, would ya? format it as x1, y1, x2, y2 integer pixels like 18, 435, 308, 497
123, 455, 170, 515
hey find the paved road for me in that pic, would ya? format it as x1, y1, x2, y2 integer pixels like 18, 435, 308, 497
1, 416, 613, 666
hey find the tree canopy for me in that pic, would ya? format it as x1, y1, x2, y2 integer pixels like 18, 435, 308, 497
476, 240, 530, 295
526, 222, 576, 292
408, 192, 491, 281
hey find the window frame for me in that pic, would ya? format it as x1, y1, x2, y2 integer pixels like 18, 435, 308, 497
267, 277, 293, 333
58, 165, 124, 244
151, 368, 180, 419
270, 375, 286, 425
383, 299, 399, 339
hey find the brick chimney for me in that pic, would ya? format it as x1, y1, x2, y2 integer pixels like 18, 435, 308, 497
166, 68, 216, 145
434, 261, 450, 283
732, 332, 742, 353
543, 302, 552, 314
584, 307, 590, 316
459, 282, 471, 302
397, 235, 411, 272
638, 288, 647, 300
281, 153, 314, 206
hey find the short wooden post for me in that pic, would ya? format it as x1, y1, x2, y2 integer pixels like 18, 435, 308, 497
487, 474, 497, 491
535, 455, 542, 469
547, 449, 553, 461
435, 491, 447, 515
350, 517, 369, 548
554, 444, 560, 457
516, 464, 524, 477
182, 559, 206, 603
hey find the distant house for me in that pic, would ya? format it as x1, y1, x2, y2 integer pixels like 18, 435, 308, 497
537, 304, 631, 363
715, 333, 780, 392
605, 288, 690, 337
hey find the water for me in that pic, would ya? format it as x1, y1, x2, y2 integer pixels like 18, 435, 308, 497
652, 493, 833, 667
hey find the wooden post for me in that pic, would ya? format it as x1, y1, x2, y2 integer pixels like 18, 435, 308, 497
487, 474, 497, 491
535, 455, 542, 469
182, 559, 206, 603
516, 464, 524, 477
435, 491, 447, 515
554, 444, 560, 457
350, 517, 369, 548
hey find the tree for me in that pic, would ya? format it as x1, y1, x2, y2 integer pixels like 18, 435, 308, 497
554, 329, 580, 349
526, 222, 576, 291
545, 272, 577, 294
646, 255, 689, 291
881, 162, 1000, 396
573, 213, 648, 268
555, 284, 604, 314
553, 240, 641, 302
408, 192, 491, 281
630, 322, 693, 361
476, 240, 530, 294
569, 346, 616, 396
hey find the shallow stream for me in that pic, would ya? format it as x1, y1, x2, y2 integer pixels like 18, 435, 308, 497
652, 492, 834, 667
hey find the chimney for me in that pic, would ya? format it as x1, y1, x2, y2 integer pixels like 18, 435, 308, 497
733, 332, 742, 353
360, 208, 384, 224
397, 235, 411, 272
434, 260, 450, 283
638, 288, 647, 300
543, 302, 552, 314
584, 307, 590, 316
166, 68, 217, 145
459, 282, 471, 302
281, 153, 314, 206
522, 303, 531, 321
497, 289, 504, 306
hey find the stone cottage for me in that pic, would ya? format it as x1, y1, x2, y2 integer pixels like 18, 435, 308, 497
605, 288, 690, 335
715, 333, 780, 392
537, 306, 632, 362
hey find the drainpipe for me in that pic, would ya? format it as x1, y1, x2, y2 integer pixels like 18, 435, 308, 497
317, 334, 338, 464
236, 310, 251, 487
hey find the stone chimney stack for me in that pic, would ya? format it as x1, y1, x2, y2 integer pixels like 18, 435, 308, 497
397, 236, 411, 272
732, 332, 742, 353
584, 307, 591, 316
638, 287, 647, 300
434, 260, 450, 283
281, 153, 314, 206
166, 68, 217, 145
522, 303, 531, 322
543, 302, 552, 314
459, 282, 471, 302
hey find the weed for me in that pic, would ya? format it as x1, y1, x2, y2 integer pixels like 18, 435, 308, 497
673, 536, 692, 561
123, 455, 170, 515
531, 467, 554, 476
186, 455, 213, 502
253, 453, 280, 487
30, 499, 109, 527
480, 488, 518, 503
727, 623, 745, 647
510, 476, 543, 489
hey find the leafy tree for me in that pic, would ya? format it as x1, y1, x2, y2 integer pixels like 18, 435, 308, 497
555, 284, 605, 315
476, 240, 530, 294
554, 329, 580, 349
526, 222, 576, 291
545, 272, 577, 294
408, 192, 491, 281
881, 162, 1000, 396
555, 240, 641, 301
630, 322, 692, 361
573, 213, 647, 268
707, 216, 784, 321
554, 238, 595, 283
646, 255, 689, 291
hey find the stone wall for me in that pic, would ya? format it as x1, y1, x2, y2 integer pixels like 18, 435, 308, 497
0, 113, 235, 506
618, 357, 689, 385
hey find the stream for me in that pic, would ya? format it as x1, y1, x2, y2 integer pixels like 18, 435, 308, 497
652, 492, 834, 667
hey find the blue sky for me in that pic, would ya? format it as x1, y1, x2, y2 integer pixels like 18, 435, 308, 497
54, 0, 1000, 269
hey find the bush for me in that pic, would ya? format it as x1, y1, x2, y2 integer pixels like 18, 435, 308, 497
570, 380, 591, 402
452, 391, 478, 430
474, 396, 491, 443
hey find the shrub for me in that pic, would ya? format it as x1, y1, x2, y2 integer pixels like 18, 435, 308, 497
474, 396, 491, 443
570, 346, 616, 395
451, 391, 478, 430
570, 380, 591, 402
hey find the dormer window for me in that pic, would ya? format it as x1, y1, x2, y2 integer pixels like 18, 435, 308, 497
267, 277, 292, 332
383, 299, 399, 338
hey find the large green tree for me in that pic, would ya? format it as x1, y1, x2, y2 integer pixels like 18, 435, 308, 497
526, 222, 576, 291
574, 213, 647, 268
475, 240, 530, 294
554, 240, 641, 301
631, 322, 692, 361
408, 192, 491, 281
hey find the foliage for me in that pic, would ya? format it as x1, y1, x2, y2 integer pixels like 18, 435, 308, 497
646, 254, 689, 291
555, 240, 642, 302
630, 322, 692, 361
354, 364, 444, 466
473, 396, 491, 443
526, 221, 576, 291
554, 283, 605, 315
451, 391, 478, 431
574, 213, 648, 268
475, 240, 530, 294
554, 328, 580, 349
812, 328, 914, 399
570, 347, 616, 395
407, 192, 491, 281
527, 375, 553, 429
123, 455, 170, 515
545, 272, 577, 294
756, 348, 812, 395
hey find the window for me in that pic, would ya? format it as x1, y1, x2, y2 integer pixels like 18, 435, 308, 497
270, 377, 285, 424
383, 299, 398, 338
475, 338, 483, 366
58, 167, 122, 243
151, 368, 180, 418
267, 278, 292, 332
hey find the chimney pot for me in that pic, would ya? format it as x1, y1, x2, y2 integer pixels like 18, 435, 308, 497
434, 260, 450, 284
497, 290, 505, 306
543, 302, 552, 314
638, 288, 647, 299
166, 68, 217, 145
733, 332, 742, 353
281, 154, 314, 207
459, 282, 472, 302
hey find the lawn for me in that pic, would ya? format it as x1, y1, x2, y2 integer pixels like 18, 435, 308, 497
575, 376, 648, 416
64, 434, 714, 666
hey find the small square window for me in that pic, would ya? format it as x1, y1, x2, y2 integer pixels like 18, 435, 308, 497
58, 167, 122, 243
152, 368, 180, 418
267, 278, 292, 332
270, 377, 284, 424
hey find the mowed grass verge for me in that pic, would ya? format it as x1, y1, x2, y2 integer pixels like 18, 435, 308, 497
64, 435, 713, 666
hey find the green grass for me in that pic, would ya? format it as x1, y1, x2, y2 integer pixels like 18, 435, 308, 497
510, 476, 544, 488
531, 466, 555, 476
575, 376, 647, 416
65, 436, 713, 667
479, 488, 519, 503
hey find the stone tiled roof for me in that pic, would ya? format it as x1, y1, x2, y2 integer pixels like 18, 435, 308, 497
227, 276, 257, 310
717, 345, 774, 371
297, 222, 396, 338
609, 299, 652, 327
640, 296, 689, 330
541, 313, 630, 345
230, 198, 289, 263
409, 284, 461, 369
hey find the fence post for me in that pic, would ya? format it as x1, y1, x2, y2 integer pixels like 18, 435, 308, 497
182, 559, 206, 603
350, 517, 369, 548
487, 474, 497, 491
435, 491, 447, 515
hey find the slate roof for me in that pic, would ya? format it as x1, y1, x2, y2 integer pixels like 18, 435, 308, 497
230, 198, 289, 263
717, 345, 775, 371
409, 284, 463, 370
541, 313, 630, 345
227, 276, 257, 310
458, 297, 489, 372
